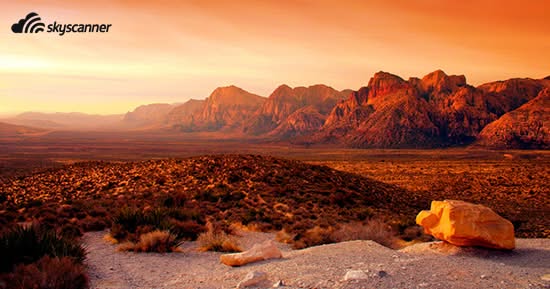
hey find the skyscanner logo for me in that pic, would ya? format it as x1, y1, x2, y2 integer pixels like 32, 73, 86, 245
11, 12, 45, 33
11, 12, 112, 36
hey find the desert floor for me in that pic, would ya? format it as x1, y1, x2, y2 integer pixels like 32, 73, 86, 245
85, 230, 549, 289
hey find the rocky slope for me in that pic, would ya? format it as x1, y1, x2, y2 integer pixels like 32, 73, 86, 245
478, 88, 550, 149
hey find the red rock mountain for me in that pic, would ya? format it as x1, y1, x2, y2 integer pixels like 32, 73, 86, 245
181, 86, 265, 131
320, 70, 549, 148
244, 84, 348, 135
477, 88, 550, 149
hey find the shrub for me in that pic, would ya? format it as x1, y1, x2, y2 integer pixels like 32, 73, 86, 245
0, 224, 86, 274
292, 226, 334, 249
118, 230, 183, 253
110, 206, 204, 243
197, 229, 241, 252
2, 256, 88, 289
291, 219, 399, 249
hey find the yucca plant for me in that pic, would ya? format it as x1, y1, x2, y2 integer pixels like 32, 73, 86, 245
0, 224, 86, 274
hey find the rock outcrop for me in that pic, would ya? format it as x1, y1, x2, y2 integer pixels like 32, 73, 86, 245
220, 240, 282, 267
416, 200, 515, 250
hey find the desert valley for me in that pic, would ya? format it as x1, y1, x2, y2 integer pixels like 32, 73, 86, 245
0, 70, 549, 288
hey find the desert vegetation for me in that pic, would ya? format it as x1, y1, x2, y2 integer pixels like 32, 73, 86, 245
0, 155, 428, 251
0, 224, 87, 289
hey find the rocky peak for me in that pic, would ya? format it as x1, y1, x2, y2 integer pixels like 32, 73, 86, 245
207, 85, 265, 106
420, 70, 466, 94
367, 71, 408, 100
270, 84, 295, 101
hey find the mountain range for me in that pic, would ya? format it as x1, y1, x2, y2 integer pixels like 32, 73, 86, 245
2, 70, 549, 149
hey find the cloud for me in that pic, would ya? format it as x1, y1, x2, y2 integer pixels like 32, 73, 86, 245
11, 12, 39, 33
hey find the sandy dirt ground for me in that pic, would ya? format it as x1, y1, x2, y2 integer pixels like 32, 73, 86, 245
84, 230, 550, 289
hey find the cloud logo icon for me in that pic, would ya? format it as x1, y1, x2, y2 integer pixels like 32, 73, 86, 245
12, 12, 45, 33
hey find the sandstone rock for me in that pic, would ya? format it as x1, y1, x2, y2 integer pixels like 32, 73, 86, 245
416, 200, 515, 250
237, 271, 268, 288
220, 240, 282, 267
343, 270, 369, 281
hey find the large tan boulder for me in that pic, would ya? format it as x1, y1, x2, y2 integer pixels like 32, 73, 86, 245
220, 240, 282, 267
416, 200, 515, 250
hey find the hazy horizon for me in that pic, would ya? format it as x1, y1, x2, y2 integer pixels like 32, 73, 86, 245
2, 0, 549, 115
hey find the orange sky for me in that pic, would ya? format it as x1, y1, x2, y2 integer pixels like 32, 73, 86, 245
1, 0, 549, 115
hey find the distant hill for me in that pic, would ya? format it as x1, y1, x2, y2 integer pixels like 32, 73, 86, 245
0, 121, 45, 137
4, 112, 123, 131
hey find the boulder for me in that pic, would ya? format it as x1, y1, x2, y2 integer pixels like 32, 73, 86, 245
220, 240, 282, 267
416, 200, 515, 250
343, 270, 369, 281
237, 271, 268, 288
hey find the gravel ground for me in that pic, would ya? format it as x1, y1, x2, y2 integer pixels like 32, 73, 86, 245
84, 231, 550, 289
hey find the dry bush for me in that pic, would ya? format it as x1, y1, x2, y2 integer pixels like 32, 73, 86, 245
2, 256, 88, 289
197, 229, 241, 252
275, 229, 295, 244
118, 230, 183, 253
292, 226, 334, 249
332, 219, 398, 249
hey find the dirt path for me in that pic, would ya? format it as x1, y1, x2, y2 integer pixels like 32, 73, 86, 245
84, 231, 549, 289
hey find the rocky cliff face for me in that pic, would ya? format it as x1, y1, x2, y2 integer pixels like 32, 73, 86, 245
477, 88, 550, 149
244, 84, 347, 135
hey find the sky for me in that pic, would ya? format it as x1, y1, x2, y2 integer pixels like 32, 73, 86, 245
0, 0, 549, 115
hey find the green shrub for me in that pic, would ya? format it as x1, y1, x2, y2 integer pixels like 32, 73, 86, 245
0, 224, 86, 274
